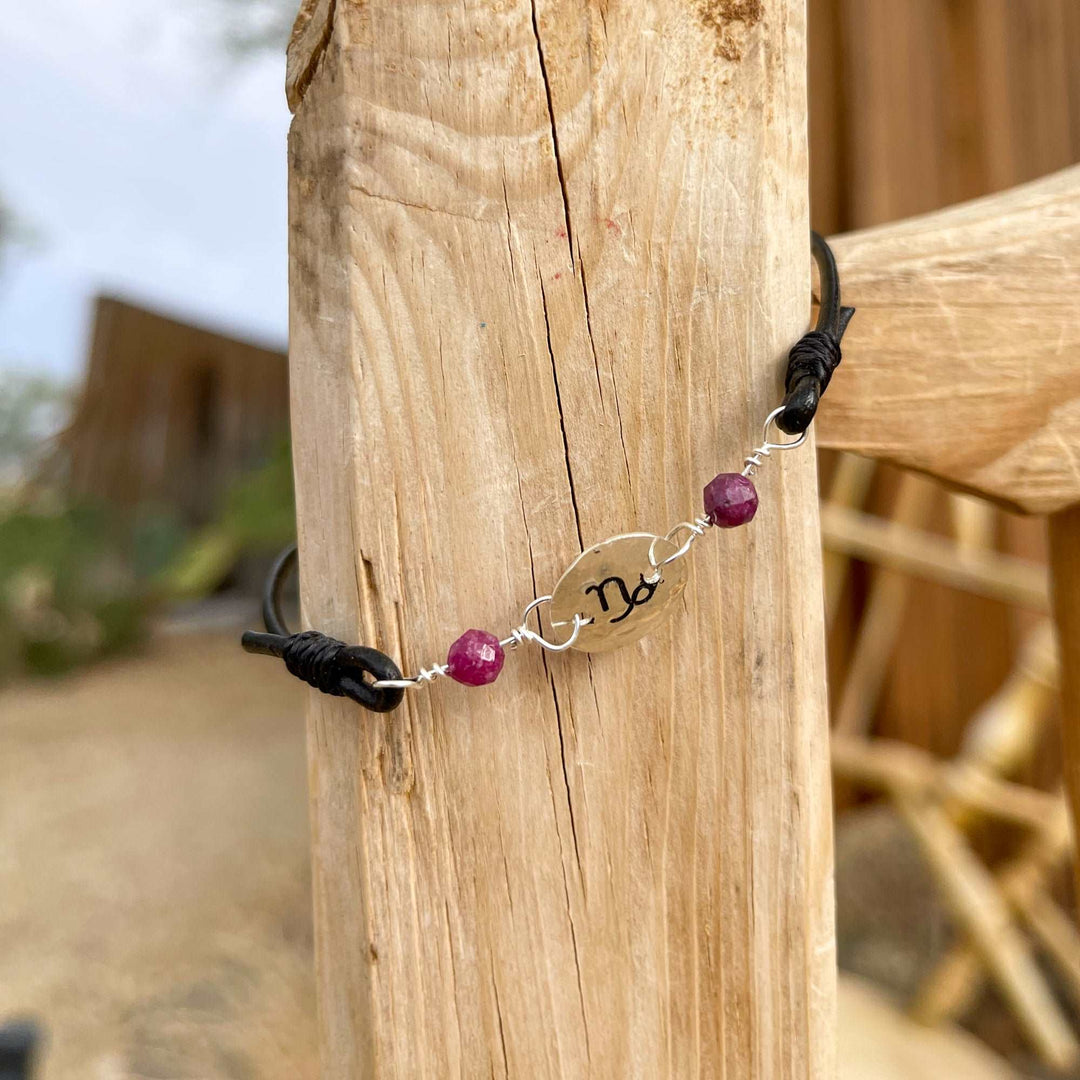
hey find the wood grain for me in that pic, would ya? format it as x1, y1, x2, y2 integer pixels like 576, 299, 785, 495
815, 165, 1080, 515
287, 0, 834, 1075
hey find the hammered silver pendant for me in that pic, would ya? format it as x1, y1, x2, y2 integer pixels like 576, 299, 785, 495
549, 533, 688, 653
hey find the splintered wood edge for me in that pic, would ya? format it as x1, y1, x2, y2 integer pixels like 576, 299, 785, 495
286, 0, 335, 113
818, 164, 1080, 515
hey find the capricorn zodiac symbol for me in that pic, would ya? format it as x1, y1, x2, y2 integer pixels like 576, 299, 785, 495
583, 573, 662, 624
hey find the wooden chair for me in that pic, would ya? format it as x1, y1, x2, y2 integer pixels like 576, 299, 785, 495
817, 168, 1080, 1071
831, 613, 1076, 1068
284, 0, 1080, 1069
818, 164, 1080, 871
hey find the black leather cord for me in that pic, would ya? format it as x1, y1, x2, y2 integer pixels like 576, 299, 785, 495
241, 544, 405, 713
776, 231, 855, 436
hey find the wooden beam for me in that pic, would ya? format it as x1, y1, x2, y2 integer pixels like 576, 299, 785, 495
820, 504, 1050, 611
911, 800, 1073, 1028
287, 0, 833, 1076
816, 165, 1080, 515
832, 474, 934, 736
831, 735, 1063, 835
896, 796, 1078, 1070
1048, 503, 1080, 905
818, 168, 1080, 901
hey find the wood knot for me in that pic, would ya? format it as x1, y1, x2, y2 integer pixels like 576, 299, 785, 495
694, 0, 764, 61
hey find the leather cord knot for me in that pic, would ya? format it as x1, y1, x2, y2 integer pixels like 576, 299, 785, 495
281, 630, 351, 694
786, 329, 842, 395
776, 231, 855, 436
241, 547, 405, 714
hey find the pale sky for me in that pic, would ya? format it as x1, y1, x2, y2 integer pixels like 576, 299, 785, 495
0, 0, 290, 380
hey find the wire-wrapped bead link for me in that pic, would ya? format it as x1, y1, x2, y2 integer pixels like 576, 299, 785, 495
647, 516, 714, 577
372, 597, 590, 690
374, 398, 808, 690
742, 405, 808, 477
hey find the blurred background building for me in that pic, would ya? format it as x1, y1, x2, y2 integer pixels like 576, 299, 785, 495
58, 297, 287, 525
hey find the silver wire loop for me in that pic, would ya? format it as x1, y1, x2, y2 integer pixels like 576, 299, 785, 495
648, 516, 713, 571
742, 404, 808, 476
372, 663, 449, 691
503, 595, 589, 653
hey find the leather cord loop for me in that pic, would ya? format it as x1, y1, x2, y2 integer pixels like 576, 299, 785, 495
241, 544, 405, 714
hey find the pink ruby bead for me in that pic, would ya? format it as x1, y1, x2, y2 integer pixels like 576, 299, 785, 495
446, 629, 505, 686
703, 472, 758, 528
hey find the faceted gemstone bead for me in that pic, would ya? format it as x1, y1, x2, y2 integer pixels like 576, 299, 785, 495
446, 629, 505, 686
703, 472, 758, 528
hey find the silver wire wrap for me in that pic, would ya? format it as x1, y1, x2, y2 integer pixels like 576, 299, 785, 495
372, 597, 589, 689
372, 403, 802, 692
501, 596, 590, 653
646, 516, 713, 577
369, 664, 449, 691
742, 405, 808, 477
645, 404, 805, 578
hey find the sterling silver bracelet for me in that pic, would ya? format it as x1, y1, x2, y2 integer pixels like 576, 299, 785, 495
242, 232, 853, 713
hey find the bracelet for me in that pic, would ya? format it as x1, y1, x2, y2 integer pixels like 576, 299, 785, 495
242, 232, 853, 714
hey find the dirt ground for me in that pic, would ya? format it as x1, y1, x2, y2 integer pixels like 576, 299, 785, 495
0, 630, 1017, 1079
0, 630, 317, 1079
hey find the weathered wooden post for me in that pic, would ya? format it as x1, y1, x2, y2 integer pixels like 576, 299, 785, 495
286, 0, 834, 1074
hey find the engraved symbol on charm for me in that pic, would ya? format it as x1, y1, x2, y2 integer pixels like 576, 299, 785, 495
550, 533, 689, 653
584, 572, 661, 624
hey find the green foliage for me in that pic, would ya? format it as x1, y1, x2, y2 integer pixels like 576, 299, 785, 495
0, 497, 151, 678
0, 193, 14, 261
0, 190, 43, 280
217, 439, 296, 550
0, 442, 295, 680
214, 0, 296, 57
131, 503, 190, 581
159, 440, 295, 598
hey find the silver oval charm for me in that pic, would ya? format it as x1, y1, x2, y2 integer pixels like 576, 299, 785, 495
549, 533, 688, 653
